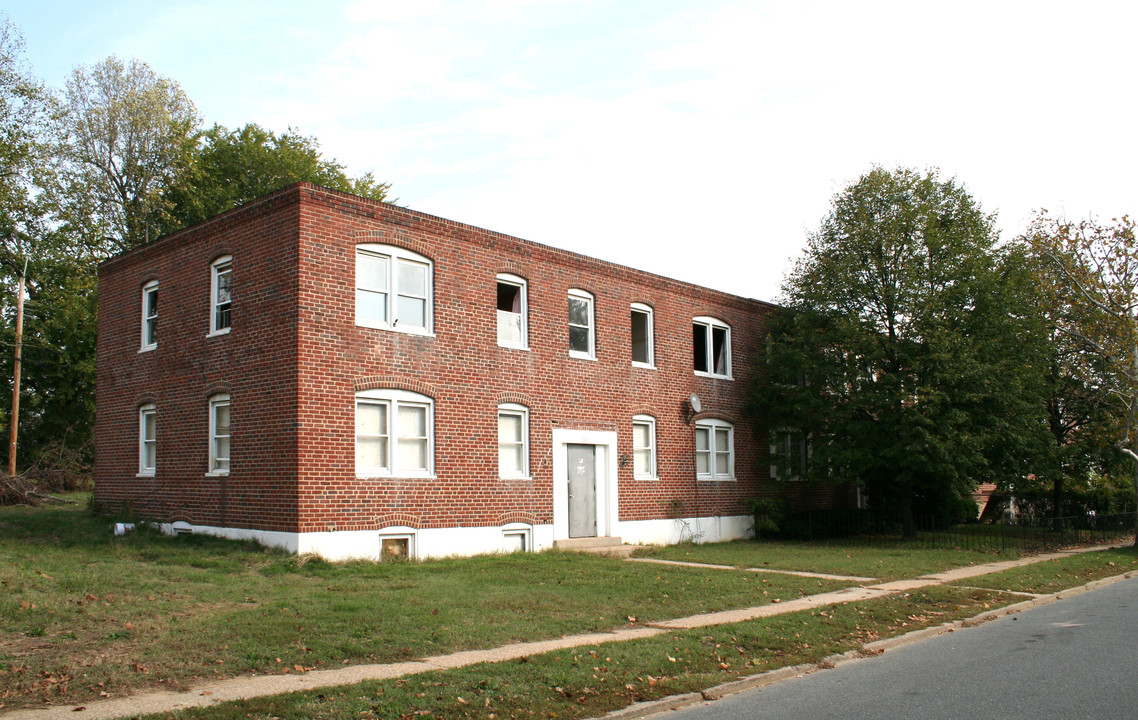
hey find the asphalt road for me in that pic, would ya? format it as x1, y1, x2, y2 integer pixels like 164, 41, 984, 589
664, 575, 1138, 720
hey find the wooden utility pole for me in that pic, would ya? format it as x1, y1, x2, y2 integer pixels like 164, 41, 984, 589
8, 258, 26, 477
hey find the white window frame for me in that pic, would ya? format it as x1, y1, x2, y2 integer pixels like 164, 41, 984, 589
568, 289, 595, 360
355, 244, 434, 335
695, 418, 734, 481
207, 394, 230, 475
770, 427, 809, 481
355, 389, 435, 478
630, 303, 654, 368
379, 529, 416, 561
140, 281, 158, 351
693, 316, 731, 379
497, 403, 530, 479
496, 273, 528, 349
138, 403, 156, 476
209, 256, 233, 337
501, 522, 533, 552
632, 414, 657, 480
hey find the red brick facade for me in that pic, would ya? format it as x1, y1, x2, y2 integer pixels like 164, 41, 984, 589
96, 184, 814, 558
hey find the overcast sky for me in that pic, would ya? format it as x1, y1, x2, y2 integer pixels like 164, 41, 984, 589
6, 1, 1137, 301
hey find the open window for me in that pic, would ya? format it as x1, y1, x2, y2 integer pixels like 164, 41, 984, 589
693, 316, 731, 378
631, 303, 654, 367
496, 274, 528, 348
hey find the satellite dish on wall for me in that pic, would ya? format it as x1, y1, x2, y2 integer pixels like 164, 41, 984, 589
688, 393, 702, 414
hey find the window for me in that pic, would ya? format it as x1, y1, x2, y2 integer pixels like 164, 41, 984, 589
208, 394, 230, 474
141, 281, 158, 351
632, 415, 656, 479
631, 303, 653, 367
379, 532, 415, 561
356, 245, 433, 334
695, 418, 734, 480
355, 389, 434, 477
502, 523, 533, 552
693, 316, 731, 378
139, 404, 156, 475
568, 289, 595, 359
770, 428, 808, 481
496, 274, 528, 348
210, 256, 232, 335
498, 403, 530, 478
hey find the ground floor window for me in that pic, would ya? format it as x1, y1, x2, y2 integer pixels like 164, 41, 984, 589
356, 389, 434, 477
695, 418, 733, 480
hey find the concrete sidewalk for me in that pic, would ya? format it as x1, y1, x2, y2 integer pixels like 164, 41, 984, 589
1, 544, 1124, 720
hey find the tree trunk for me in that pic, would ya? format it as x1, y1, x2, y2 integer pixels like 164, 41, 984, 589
900, 483, 916, 539
1051, 474, 1065, 532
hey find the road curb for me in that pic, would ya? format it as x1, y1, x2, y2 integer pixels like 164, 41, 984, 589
592, 569, 1138, 720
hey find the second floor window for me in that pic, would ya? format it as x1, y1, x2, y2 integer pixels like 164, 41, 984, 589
496, 274, 528, 348
141, 281, 158, 350
210, 257, 232, 335
568, 289, 595, 359
693, 316, 731, 378
631, 303, 653, 367
356, 245, 433, 334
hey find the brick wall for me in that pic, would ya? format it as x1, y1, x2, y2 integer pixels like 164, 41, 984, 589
291, 186, 775, 534
96, 183, 807, 538
95, 192, 302, 531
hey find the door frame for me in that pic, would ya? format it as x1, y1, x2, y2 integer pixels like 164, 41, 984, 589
552, 429, 618, 541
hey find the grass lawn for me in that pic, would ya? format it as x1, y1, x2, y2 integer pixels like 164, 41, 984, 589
143, 547, 1138, 720
136, 583, 1070, 720
4, 497, 1136, 716
632, 539, 1021, 580
0, 499, 849, 709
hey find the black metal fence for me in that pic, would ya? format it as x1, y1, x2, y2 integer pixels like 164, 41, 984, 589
761, 508, 1136, 553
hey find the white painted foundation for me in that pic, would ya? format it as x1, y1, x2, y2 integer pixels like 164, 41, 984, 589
161, 513, 753, 561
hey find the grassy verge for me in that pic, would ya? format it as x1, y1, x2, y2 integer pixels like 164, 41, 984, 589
1, 501, 848, 709
632, 539, 1020, 580
6, 498, 1134, 715
144, 546, 1138, 720
140, 585, 1019, 720
965, 546, 1138, 595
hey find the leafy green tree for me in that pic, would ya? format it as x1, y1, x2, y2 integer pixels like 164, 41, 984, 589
1026, 215, 1138, 542
55, 56, 199, 254
0, 16, 96, 485
167, 123, 391, 227
0, 15, 54, 274
756, 167, 1049, 536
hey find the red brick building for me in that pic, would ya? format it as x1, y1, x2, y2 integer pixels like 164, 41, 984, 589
95, 183, 790, 560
